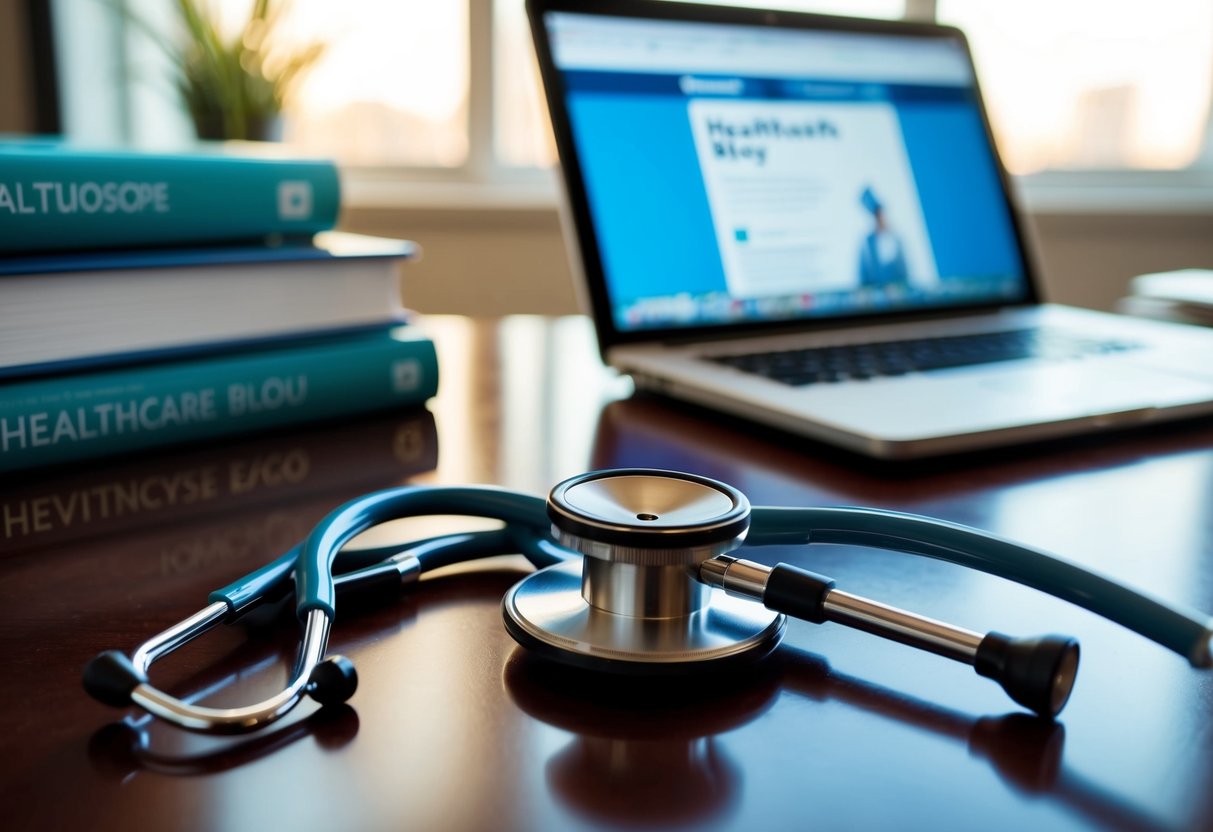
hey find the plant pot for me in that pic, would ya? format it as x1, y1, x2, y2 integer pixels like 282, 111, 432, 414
191, 111, 284, 142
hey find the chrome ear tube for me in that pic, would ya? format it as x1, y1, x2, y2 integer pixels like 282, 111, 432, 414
504, 469, 1079, 717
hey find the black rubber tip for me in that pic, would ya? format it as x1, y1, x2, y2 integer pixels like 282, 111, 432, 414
975, 633, 1080, 719
83, 651, 148, 708
308, 655, 358, 706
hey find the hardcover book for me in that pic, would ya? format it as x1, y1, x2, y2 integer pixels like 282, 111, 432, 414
0, 325, 439, 473
1117, 269, 1213, 327
0, 143, 340, 254
0, 231, 419, 378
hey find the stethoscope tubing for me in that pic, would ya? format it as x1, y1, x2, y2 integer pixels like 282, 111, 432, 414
206, 486, 552, 620
296, 486, 551, 619
748, 506, 1213, 667
93, 482, 1213, 736
104, 525, 560, 734
221, 484, 1211, 669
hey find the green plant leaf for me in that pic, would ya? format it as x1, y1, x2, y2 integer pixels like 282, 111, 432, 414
117, 0, 328, 141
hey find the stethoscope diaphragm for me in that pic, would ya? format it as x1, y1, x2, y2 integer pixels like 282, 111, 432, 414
503, 469, 785, 673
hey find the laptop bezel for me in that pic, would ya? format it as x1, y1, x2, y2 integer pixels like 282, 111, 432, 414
526, 0, 1044, 356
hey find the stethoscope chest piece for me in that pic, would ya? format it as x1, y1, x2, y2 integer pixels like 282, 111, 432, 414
502, 469, 785, 674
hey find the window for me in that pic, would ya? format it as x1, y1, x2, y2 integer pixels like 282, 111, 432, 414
280, 1, 469, 168
937, 0, 1213, 174
51, 0, 1213, 198
490, 0, 906, 169
494, 0, 552, 168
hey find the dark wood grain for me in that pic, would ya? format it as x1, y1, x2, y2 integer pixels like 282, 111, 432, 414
3, 315, 1212, 832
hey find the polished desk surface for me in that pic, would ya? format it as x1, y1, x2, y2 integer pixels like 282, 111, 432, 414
3, 315, 1213, 832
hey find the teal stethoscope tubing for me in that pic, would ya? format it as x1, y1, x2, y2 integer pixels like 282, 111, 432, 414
749, 506, 1213, 668
207, 487, 563, 619
207, 485, 1213, 668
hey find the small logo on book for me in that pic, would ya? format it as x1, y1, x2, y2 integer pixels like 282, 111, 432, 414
277, 181, 313, 220
392, 359, 421, 393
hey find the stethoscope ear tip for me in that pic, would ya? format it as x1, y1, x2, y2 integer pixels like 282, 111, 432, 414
83, 650, 147, 708
307, 654, 359, 707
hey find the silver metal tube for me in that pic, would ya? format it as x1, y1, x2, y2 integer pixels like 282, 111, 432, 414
699, 556, 730, 588
129, 608, 333, 733
701, 557, 980, 664
698, 556, 771, 602
719, 559, 771, 601
132, 601, 229, 671
822, 589, 984, 663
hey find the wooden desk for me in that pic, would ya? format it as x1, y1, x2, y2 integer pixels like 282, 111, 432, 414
3, 315, 1213, 832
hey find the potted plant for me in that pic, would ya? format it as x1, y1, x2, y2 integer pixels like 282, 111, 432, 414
132, 0, 326, 141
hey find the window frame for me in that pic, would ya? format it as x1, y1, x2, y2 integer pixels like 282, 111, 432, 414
49, 0, 1213, 212
346, 0, 1213, 213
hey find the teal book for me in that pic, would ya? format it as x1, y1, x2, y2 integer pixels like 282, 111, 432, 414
0, 327, 438, 473
0, 144, 340, 254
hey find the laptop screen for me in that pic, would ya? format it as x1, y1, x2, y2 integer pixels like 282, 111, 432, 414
539, 8, 1033, 337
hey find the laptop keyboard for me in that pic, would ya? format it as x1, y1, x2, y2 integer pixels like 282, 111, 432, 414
709, 328, 1139, 387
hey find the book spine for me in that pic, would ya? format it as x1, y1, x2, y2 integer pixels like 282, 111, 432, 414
0, 328, 438, 473
0, 152, 340, 253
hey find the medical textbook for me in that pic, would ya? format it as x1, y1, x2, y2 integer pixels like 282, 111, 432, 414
0, 142, 340, 254
0, 326, 439, 473
0, 231, 418, 379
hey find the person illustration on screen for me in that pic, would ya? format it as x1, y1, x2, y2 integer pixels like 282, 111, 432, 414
857, 186, 910, 289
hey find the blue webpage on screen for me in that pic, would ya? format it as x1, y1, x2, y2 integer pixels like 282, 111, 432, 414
562, 68, 1026, 331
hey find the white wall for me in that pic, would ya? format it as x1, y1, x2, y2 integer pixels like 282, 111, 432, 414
343, 204, 582, 316
1029, 212, 1213, 310
342, 204, 1213, 316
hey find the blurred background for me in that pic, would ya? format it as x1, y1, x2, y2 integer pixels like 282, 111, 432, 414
3, 0, 1211, 315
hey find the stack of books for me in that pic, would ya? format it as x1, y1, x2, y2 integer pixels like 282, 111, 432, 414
0, 143, 437, 474
1117, 269, 1213, 328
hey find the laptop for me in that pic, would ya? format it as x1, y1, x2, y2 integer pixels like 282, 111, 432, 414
526, 0, 1213, 459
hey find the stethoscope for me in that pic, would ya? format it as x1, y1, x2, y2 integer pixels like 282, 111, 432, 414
84, 468, 1213, 733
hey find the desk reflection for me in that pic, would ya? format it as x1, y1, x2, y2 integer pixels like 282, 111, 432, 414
9, 316, 1213, 832
73, 540, 1177, 832
89, 705, 360, 780
505, 654, 771, 826
507, 640, 1167, 832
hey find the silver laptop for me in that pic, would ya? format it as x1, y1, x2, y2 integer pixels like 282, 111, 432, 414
528, 0, 1213, 459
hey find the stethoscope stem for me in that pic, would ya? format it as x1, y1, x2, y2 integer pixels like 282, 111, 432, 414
749, 506, 1213, 668
702, 555, 1078, 717
820, 589, 985, 663
702, 555, 982, 661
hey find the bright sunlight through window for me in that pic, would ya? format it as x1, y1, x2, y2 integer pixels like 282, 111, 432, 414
208, 0, 1212, 175
938, 0, 1213, 173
